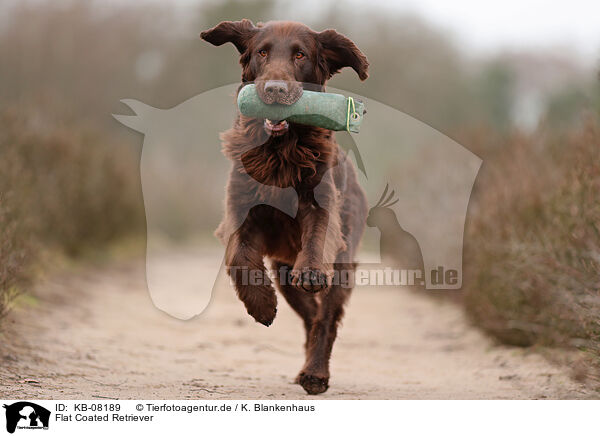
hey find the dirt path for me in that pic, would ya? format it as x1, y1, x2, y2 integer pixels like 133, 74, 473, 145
0, 255, 596, 399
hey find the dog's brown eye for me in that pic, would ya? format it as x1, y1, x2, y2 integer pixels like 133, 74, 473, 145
258, 49, 267, 57
295, 51, 305, 59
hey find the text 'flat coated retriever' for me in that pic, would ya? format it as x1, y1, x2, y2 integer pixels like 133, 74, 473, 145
201, 20, 369, 395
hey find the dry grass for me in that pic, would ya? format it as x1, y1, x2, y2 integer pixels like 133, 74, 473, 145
462, 117, 600, 387
0, 109, 144, 319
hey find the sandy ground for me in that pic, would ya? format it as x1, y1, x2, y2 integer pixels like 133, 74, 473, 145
0, 256, 596, 400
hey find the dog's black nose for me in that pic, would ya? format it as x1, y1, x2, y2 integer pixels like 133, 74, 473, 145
264, 80, 288, 96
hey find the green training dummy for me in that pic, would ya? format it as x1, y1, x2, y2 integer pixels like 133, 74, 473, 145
237, 84, 365, 133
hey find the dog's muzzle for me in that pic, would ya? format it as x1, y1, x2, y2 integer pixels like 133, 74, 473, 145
256, 80, 303, 105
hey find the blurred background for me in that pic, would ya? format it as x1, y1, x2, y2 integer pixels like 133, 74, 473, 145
0, 0, 599, 387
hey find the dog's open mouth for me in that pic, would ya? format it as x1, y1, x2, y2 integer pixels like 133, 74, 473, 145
264, 119, 289, 136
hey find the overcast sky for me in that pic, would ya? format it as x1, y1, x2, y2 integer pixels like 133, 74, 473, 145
371, 0, 600, 61
45, 0, 600, 65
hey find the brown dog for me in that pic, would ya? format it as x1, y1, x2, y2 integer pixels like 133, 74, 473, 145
201, 20, 368, 394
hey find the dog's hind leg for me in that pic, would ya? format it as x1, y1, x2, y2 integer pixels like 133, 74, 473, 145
297, 267, 352, 395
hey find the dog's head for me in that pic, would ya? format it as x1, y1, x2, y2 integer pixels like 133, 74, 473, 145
201, 20, 368, 136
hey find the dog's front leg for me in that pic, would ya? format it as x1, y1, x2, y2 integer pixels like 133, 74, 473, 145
291, 175, 345, 293
219, 170, 290, 327
225, 230, 277, 326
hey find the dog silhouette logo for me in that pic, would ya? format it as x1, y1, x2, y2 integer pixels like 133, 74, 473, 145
113, 83, 482, 318
3, 402, 50, 434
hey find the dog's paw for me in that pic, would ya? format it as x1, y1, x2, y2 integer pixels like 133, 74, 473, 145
250, 306, 276, 327
246, 303, 276, 327
241, 288, 277, 327
290, 268, 330, 293
297, 372, 329, 395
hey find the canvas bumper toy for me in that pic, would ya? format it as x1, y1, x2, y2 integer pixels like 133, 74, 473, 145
237, 84, 366, 133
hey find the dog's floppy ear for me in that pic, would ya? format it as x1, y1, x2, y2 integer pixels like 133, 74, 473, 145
200, 19, 257, 54
317, 29, 369, 81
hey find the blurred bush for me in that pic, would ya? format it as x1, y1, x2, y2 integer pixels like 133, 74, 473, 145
462, 118, 600, 386
0, 109, 144, 316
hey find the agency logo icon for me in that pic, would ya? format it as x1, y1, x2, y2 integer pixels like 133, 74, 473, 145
3, 402, 50, 434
